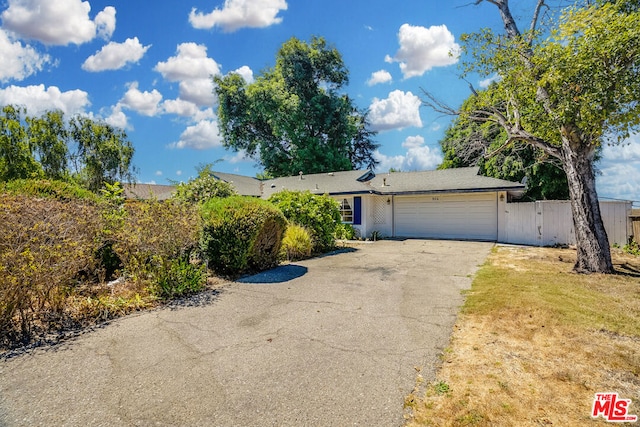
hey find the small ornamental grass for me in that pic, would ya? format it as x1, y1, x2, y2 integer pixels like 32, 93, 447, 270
200, 196, 287, 276
281, 224, 313, 261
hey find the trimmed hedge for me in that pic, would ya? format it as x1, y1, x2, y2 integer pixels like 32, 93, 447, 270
200, 196, 287, 275
268, 190, 341, 252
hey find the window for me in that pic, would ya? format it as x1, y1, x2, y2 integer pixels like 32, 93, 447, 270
339, 198, 353, 223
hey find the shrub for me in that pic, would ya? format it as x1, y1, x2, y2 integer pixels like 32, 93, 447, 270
173, 174, 236, 204
335, 222, 356, 240
152, 256, 206, 300
281, 224, 313, 261
623, 240, 640, 256
0, 195, 101, 344
112, 199, 202, 292
268, 191, 341, 253
0, 178, 100, 202
200, 196, 287, 275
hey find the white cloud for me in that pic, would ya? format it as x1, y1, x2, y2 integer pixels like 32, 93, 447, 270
161, 99, 215, 121
479, 73, 502, 89
176, 170, 183, 176
154, 43, 221, 106
119, 82, 163, 116
1, 0, 116, 45
155, 170, 163, 176
177, 79, 216, 106
373, 150, 404, 172
104, 104, 129, 129
366, 70, 392, 86
374, 136, 443, 172
94, 6, 116, 40
233, 65, 254, 83
170, 120, 222, 150
597, 135, 640, 202
368, 90, 422, 131
401, 135, 425, 149
189, 0, 288, 32
155, 43, 221, 81
387, 23, 460, 79
403, 145, 443, 171
0, 29, 51, 82
82, 37, 151, 72
0, 84, 89, 115
161, 99, 200, 117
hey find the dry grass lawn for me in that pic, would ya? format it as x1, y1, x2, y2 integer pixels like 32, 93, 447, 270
405, 245, 640, 426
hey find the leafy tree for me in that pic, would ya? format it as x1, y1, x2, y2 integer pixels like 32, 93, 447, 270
0, 106, 42, 181
439, 94, 569, 201
0, 106, 136, 193
429, 0, 640, 273
68, 116, 135, 192
214, 36, 379, 177
26, 110, 69, 181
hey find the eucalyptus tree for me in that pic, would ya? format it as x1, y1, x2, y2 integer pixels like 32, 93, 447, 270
0, 106, 136, 192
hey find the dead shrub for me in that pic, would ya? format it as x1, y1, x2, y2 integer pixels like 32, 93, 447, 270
0, 195, 101, 345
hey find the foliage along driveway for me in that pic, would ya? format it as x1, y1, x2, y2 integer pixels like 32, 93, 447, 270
0, 239, 493, 427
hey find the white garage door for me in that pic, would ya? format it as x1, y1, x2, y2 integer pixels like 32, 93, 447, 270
394, 193, 498, 241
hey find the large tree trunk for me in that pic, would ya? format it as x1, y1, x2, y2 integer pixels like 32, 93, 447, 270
560, 131, 614, 273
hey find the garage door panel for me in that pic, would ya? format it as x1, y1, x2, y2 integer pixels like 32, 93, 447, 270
394, 193, 497, 241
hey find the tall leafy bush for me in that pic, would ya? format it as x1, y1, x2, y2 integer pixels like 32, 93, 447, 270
172, 165, 236, 204
268, 190, 341, 252
200, 196, 287, 275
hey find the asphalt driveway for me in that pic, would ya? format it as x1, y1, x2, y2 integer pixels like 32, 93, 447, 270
0, 239, 493, 427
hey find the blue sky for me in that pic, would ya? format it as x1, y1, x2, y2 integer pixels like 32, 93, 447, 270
0, 0, 638, 203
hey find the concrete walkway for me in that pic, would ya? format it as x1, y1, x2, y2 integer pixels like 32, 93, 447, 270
0, 240, 493, 427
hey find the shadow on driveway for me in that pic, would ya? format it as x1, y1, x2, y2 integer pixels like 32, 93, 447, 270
238, 264, 308, 284
238, 247, 358, 284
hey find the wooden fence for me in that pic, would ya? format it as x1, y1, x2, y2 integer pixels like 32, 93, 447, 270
631, 210, 640, 243
503, 200, 632, 246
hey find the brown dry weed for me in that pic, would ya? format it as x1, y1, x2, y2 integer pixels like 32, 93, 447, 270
405, 246, 640, 427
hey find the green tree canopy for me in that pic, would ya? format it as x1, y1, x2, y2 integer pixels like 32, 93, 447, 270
214, 36, 379, 177
438, 93, 569, 201
0, 106, 136, 192
439, 0, 640, 273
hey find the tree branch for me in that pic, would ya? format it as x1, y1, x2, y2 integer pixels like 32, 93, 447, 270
467, 105, 562, 159
420, 90, 460, 116
528, 0, 548, 45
